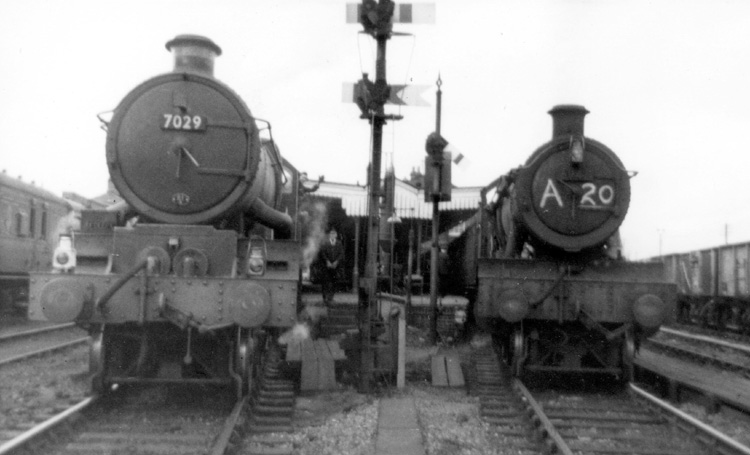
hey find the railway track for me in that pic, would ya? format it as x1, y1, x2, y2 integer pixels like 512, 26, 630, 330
1, 340, 298, 455
672, 320, 750, 343
647, 327, 750, 376
242, 346, 297, 455
661, 326, 750, 354
0, 323, 88, 367
469, 345, 750, 455
0, 323, 75, 341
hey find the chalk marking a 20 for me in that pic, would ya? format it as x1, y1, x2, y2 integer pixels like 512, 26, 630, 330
540, 179, 615, 209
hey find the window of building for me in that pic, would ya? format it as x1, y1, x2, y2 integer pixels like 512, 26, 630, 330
41, 209, 48, 240
15, 212, 23, 237
29, 203, 36, 237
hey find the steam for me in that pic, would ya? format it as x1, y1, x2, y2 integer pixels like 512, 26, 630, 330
301, 201, 328, 269
54, 210, 80, 239
277, 303, 324, 346
278, 322, 311, 346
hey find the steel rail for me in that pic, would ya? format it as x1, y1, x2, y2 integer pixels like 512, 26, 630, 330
0, 396, 96, 455
0, 337, 88, 367
0, 323, 75, 342
512, 378, 574, 455
630, 383, 750, 455
661, 326, 750, 355
648, 338, 749, 372
210, 396, 249, 455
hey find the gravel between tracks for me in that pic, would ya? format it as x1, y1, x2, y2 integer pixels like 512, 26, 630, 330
281, 327, 750, 455
6, 325, 750, 455
0, 343, 89, 431
288, 386, 500, 455
290, 391, 378, 455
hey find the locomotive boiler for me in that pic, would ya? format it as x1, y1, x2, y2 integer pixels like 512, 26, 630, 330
28, 35, 301, 396
475, 105, 675, 379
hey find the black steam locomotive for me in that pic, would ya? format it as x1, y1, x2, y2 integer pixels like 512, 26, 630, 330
28, 35, 302, 396
474, 105, 675, 380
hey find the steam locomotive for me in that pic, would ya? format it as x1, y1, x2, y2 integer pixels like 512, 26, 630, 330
473, 105, 676, 380
28, 35, 302, 397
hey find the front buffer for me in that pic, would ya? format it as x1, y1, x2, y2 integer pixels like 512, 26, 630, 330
475, 258, 675, 379
28, 225, 299, 396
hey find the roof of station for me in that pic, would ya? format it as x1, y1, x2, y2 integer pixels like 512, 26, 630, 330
307, 178, 482, 219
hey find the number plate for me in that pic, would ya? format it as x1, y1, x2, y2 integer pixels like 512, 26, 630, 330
161, 114, 207, 131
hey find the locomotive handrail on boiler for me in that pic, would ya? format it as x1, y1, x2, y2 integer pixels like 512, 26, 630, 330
28, 35, 303, 397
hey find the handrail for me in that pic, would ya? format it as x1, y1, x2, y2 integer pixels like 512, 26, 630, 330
95, 259, 148, 311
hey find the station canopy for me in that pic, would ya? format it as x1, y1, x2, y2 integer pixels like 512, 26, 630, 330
307, 177, 482, 219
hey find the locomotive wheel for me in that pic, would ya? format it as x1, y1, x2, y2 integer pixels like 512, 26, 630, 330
89, 326, 107, 395
621, 329, 636, 382
511, 327, 525, 377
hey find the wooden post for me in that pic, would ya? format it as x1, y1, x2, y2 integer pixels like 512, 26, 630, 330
397, 315, 405, 388
353, 217, 360, 291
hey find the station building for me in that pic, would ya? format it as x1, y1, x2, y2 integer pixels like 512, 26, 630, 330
300, 168, 482, 299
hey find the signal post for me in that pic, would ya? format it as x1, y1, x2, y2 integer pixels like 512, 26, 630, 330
346, 0, 432, 391
350, 0, 401, 393
424, 80, 452, 345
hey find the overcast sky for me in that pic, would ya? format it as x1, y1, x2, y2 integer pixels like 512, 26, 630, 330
2, 0, 750, 259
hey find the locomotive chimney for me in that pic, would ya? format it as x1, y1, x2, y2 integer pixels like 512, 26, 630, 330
549, 105, 589, 138
165, 34, 222, 77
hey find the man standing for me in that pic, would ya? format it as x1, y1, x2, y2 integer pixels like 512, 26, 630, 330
319, 227, 344, 304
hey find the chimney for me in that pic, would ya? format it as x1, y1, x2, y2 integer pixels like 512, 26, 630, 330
549, 105, 589, 138
165, 34, 222, 77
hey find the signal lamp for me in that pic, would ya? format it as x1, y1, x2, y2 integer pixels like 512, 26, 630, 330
570, 135, 585, 163
424, 132, 453, 202
56, 252, 69, 265
247, 246, 266, 276
425, 132, 449, 158
53, 235, 76, 273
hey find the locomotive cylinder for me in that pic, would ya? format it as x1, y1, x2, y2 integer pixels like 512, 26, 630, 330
106, 35, 292, 234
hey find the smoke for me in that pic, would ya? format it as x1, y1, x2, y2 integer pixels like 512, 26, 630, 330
301, 201, 328, 269
54, 210, 80, 239
277, 322, 311, 346
277, 304, 323, 346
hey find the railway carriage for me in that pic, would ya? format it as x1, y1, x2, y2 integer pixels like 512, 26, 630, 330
28, 35, 302, 397
661, 244, 750, 333
0, 172, 71, 315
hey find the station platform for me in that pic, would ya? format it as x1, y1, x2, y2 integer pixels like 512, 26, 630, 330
300, 291, 468, 307
300, 291, 468, 340
635, 346, 750, 412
